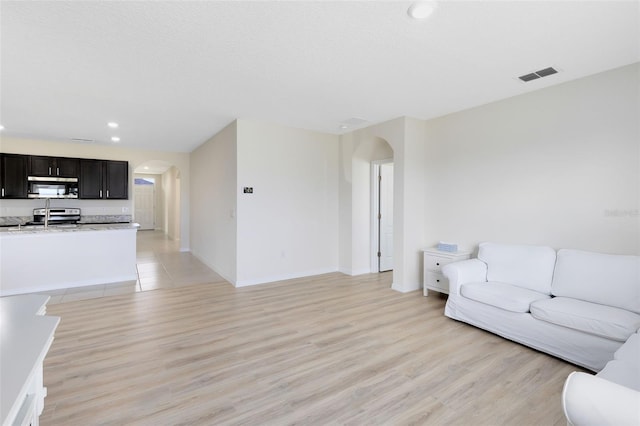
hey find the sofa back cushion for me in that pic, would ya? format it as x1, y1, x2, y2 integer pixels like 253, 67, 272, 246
552, 249, 640, 314
478, 242, 557, 294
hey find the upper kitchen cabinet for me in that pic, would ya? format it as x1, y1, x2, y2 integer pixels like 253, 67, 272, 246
104, 160, 128, 199
1, 154, 28, 198
29, 156, 79, 178
79, 159, 128, 199
79, 159, 103, 199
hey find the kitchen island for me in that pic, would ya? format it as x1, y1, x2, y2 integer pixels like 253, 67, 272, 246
0, 223, 139, 296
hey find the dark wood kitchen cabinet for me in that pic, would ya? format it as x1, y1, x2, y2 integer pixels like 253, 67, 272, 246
29, 156, 79, 178
79, 159, 103, 199
0, 154, 28, 198
104, 161, 128, 199
79, 159, 128, 199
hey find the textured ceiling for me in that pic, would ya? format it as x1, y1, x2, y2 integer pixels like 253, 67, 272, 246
1, 1, 638, 153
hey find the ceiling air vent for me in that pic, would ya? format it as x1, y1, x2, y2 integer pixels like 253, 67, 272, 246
518, 66, 558, 82
71, 138, 94, 143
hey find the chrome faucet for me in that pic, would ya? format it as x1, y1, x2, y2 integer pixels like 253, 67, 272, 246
44, 197, 50, 229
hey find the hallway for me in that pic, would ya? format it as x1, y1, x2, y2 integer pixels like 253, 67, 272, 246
43, 230, 228, 304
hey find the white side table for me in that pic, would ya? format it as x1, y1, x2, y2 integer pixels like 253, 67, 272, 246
423, 248, 471, 296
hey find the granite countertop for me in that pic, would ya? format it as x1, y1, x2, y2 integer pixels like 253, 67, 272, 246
0, 222, 140, 235
0, 214, 133, 227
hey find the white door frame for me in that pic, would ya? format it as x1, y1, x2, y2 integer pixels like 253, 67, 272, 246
370, 159, 394, 272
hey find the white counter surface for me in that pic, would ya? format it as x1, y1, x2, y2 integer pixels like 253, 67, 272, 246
0, 294, 60, 426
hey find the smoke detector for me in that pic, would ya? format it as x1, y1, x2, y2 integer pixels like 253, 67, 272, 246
339, 117, 370, 130
407, 1, 438, 20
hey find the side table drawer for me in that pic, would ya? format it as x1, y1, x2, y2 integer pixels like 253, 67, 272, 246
424, 271, 448, 295
424, 256, 457, 272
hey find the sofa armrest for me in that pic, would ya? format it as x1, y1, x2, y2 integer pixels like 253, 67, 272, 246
441, 259, 487, 296
563, 372, 640, 426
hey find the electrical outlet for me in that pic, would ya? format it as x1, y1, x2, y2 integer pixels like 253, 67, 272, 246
243, 187, 253, 194
122, 207, 129, 213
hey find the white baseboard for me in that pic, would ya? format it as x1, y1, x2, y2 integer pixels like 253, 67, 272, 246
338, 267, 372, 276
391, 281, 422, 293
235, 267, 339, 287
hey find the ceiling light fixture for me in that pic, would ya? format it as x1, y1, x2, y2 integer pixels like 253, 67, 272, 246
111, 137, 121, 142
0, 125, 4, 131
407, 1, 438, 20
108, 122, 119, 128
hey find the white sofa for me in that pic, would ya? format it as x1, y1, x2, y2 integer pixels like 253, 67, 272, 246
442, 242, 640, 424
562, 322, 640, 425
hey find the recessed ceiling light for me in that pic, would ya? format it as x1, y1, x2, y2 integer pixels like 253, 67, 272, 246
0, 125, 4, 131
340, 125, 349, 130
111, 136, 121, 142
108, 122, 119, 128
407, 1, 438, 20
144, 166, 149, 170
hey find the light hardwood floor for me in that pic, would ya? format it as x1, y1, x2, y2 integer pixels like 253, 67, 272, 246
40, 268, 585, 425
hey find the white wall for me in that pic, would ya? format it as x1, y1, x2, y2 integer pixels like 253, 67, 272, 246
162, 166, 181, 240
189, 121, 238, 283
0, 137, 191, 249
398, 117, 427, 290
424, 63, 639, 255
338, 136, 354, 274
235, 120, 339, 286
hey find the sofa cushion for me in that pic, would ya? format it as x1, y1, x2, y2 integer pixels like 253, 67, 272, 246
551, 249, 640, 314
530, 297, 640, 342
597, 359, 640, 391
478, 242, 556, 295
614, 333, 640, 362
460, 281, 550, 313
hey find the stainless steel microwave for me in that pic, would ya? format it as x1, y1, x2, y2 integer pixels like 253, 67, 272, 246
27, 176, 79, 198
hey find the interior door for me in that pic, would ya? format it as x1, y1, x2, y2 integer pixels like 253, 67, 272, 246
134, 180, 155, 230
379, 163, 394, 272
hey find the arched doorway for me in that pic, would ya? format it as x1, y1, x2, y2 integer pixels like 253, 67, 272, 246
351, 136, 394, 274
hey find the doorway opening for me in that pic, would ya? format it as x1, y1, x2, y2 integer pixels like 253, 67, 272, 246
134, 160, 180, 241
134, 177, 155, 230
371, 159, 394, 272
